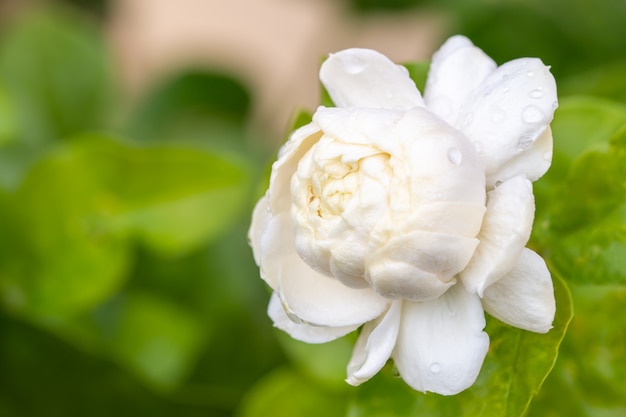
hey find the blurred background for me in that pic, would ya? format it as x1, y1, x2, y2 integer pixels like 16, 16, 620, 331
0, 0, 625, 416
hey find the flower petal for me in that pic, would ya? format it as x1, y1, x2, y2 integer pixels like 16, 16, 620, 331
265, 213, 389, 327
392, 284, 489, 395
482, 248, 555, 333
347, 301, 402, 385
456, 58, 557, 188
320, 48, 424, 110
269, 122, 322, 212
424, 35, 496, 126
268, 294, 359, 343
460, 176, 535, 296
249, 195, 272, 265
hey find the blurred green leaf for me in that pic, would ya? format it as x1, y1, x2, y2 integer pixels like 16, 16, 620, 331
527, 285, 626, 417
0, 84, 18, 147
0, 8, 113, 144
348, 275, 572, 417
0, 135, 252, 317
275, 331, 355, 390
236, 368, 347, 417
533, 97, 626, 284
108, 293, 207, 389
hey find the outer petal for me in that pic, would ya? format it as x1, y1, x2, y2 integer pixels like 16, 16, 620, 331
268, 293, 359, 343
459, 176, 535, 296
424, 35, 496, 126
492, 126, 553, 184
392, 284, 489, 395
482, 248, 555, 333
249, 195, 272, 265
269, 122, 322, 212
456, 58, 557, 188
347, 301, 402, 385
320, 48, 424, 110
264, 213, 390, 327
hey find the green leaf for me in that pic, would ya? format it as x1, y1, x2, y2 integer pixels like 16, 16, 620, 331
532, 97, 626, 284
236, 368, 347, 417
348, 275, 572, 417
0, 8, 113, 144
107, 293, 207, 389
275, 331, 355, 390
0, 135, 252, 317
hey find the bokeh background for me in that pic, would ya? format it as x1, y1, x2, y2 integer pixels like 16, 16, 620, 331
0, 0, 625, 416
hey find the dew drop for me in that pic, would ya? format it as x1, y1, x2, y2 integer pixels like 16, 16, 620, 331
472, 141, 483, 154
518, 139, 533, 150
491, 108, 506, 123
495, 180, 503, 187
552, 101, 559, 110
526, 70, 534, 77
447, 147, 462, 165
522, 105, 544, 123
341, 55, 365, 74
398, 65, 409, 75
430, 363, 442, 374
503, 87, 510, 94
529, 88, 544, 99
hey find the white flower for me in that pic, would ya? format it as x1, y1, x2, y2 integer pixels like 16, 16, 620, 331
249, 35, 557, 395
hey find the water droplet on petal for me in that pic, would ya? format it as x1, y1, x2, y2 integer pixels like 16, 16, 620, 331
447, 148, 462, 165
522, 105, 544, 123
473, 141, 483, 154
529, 88, 544, 99
552, 101, 559, 110
491, 108, 506, 123
495, 180, 503, 187
518, 138, 533, 150
430, 363, 442, 374
503, 87, 510, 94
341, 55, 365, 74
526, 70, 534, 77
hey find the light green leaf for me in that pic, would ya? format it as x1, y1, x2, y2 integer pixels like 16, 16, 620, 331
236, 368, 347, 417
107, 293, 207, 389
348, 275, 572, 417
0, 135, 252, 317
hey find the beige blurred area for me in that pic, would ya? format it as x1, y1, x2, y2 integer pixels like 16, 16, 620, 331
108, 0, 448, 140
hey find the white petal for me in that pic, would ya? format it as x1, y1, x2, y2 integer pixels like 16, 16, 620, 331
320, 48, 424, 109
405, 201, 486, 238
268, 293, 359, 343
347, 301, 402, 385
456, 58, 557, 188
367, 230, 479, 300
491, 126, 553, 185
392, 284, 489, 395
249, 195, 272, 265
424, 35, 496, 125
482, 248, 555, 333
258, 212, 294, 290
460, 176, 535, 296
269, 122, 322, 212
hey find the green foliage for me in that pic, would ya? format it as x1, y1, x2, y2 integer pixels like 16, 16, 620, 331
533, 97, 626, 284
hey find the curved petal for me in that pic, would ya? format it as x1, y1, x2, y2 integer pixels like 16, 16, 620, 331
249, 195, 272, 265
490, 126, 553, 185
460, 176, 535, 296
269, 122, 322, 212
320, 48, 424, 110
424, 35, 496, 126
482, 248, 555, 333
392, 284, 489, 395
456, 58, 557, 188
265, 213, 390, 327
367, 230, 479, 300
268, 294, 359, 343
347, 301, 402, 385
